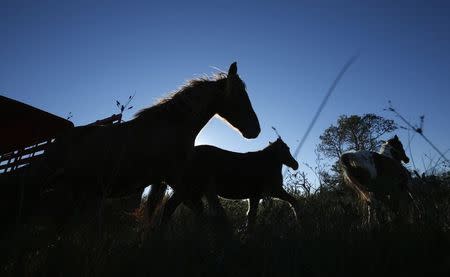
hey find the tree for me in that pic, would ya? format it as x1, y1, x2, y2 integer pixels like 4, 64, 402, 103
314, 114, 397, 189
317, 114, 397, 161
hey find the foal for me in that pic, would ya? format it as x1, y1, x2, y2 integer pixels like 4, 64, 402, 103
161, 137, 300, 231
340, 135, 412, 222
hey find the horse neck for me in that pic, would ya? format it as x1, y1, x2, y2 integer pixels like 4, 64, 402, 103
258, 146, 283, 170
378, 143, 401, 162
183, 80, 226, 137
135, 79, 226, 138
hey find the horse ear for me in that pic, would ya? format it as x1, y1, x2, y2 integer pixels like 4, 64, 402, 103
228, 62, 237, 76
394, 135, 399, 140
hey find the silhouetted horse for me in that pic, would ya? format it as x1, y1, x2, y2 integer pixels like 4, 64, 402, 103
155, 137, 300, 231
340, 135, 412, 223
28, 62, 260, 224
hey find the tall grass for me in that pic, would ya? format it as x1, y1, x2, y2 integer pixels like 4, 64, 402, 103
1, 173, 449, 276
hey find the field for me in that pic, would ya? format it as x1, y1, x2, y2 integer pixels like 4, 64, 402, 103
1, 173, 449, 277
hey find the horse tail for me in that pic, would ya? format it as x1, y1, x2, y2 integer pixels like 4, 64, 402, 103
340, 153, 355, 184
340, 153, 372, 204
144, 183, 168, 227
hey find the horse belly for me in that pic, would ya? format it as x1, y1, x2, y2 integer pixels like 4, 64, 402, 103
214, 174, 262, 200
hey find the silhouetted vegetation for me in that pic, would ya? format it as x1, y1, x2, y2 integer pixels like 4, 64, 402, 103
1, 171, 449, 276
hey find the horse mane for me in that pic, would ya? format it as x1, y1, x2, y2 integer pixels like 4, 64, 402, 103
259, 139, 285, 159
263, 138, 284, 150
134, 72, 228, 119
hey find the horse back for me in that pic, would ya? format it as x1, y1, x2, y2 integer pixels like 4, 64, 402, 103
190, 145, 272, 177
341, 151, 410, 197
372, 153, 410, 189
184, 145, 281, 199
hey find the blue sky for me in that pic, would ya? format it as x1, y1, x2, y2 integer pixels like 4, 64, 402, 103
1, 0, 449, 179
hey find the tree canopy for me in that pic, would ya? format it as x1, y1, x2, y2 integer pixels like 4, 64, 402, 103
317, 114, 397, 161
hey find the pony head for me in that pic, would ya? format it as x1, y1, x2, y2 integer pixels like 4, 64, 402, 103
384, 135, 410, 164
217, 62, 260, 139
269, 137, 299, 170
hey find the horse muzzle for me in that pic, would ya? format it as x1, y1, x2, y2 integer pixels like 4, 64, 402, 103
288, 160, 299, 170
242, 122, 261, 139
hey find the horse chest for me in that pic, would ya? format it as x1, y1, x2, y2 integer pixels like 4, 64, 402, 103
371, 154, 410, 188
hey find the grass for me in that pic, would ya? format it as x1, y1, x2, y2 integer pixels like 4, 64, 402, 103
1, 175, 450, 277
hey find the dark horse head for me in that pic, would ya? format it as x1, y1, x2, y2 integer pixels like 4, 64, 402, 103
269, 137, 299, 170
217, 62, 260, 139
384, 135, 409, 164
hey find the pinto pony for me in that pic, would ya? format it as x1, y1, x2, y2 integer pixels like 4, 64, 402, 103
154, 137, 301, 231
339, 135, 412, 222
30, 62, 260, 224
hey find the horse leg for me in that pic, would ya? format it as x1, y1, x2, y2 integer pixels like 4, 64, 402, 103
205, 193, 226, 219
272, 187, 301, 222
372, 199, 388, 226
202, 178, 225, 218
394, 189, 412, 224
144, 183, 167, 228
204, 191, 233, 239
161, 191, 184, 224
184, 197, 206, 227
204, 189, 228, 224
367, 201, 380, 226
246, 198, 259, 233
184, 197, 205, 216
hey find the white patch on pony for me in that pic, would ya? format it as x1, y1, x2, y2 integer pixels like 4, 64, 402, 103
378, 143, 394, 159
141, 186, 151, 204
140, 185, 173, 205
346, 150, 377, 178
